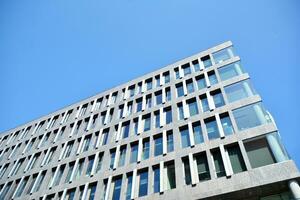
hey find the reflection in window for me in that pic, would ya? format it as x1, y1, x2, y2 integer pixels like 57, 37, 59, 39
180, 127, 190, 148
218, 61, 244, 81
212, 149, 226, 178
205, 118, 220, 140
225, 80, 256, 103
139, 171, 148, 197
213, 47, 235, 64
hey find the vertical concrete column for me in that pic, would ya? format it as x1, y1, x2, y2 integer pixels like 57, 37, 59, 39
12, 176, 25, 198
45, 116, 54, 130
103, 108, 111, 125
60, 188, 67, 200
183, 81, 188, 96
91, 152, 99, 177
266, 133, 288, 162
8, 144, 18, 159
31, 123, 39, 136
289, 180, 300, 199
137, 115, 143, 135
188, 122, 195, 147
76, 136, 85, 155
58, 142, 68, 161
137, 138, 143, 163
17, 129, 25, 141
81, 183, 89, 200
199, 58, 205, 71
131, 169, 137, 199
162, 89, 166, 104
0, 182, 8, 196
141, 80, 146, 94
8, 159, 18, 177
179, 66, 184, 79
53, 126, 63, 143
69, 120, 77, 137
215, 113, 225, 139
37, 134, 47, 149
206, 91, 215, 111
69, 158, 79, 183
159, 107, 165, 128
90, 99, 97, 113
123, 101, 128, 118
113, 145, 120, 170
95, 129, 103, 149
116, 122, 122, 142
22, 138, 32, 154
162, 130, 167, 155
159, 161, 164, 193
204, 71, 211, 88
6, 133, 14, 146
160, 73, 164, 86
188, 153, 197, 185
141, 95, 146, 111
182, 100, 189, 120
75, 105, 82, 119
30, 170, 42, 194
41, 150, 50, 167
219, 145, 233, 177
107, 93, 112, 107
49, 165, 60, 188
86, 115, 93, 131
123, 86, 129, 100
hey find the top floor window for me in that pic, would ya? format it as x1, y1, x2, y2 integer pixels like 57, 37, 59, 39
213, 47, 235, 64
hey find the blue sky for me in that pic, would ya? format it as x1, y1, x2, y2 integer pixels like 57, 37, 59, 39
0, 0, 299, 166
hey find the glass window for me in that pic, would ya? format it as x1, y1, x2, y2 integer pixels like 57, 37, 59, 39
153, 167, 160, 193
122, 124, 130, 139
233, 102, 271, 131
146, 80, 152, 91
154, 136, 163, 156
192, 60, 200, 72
201, 55, 212, 68
176, 84, 184, 97
118, 147, 126, 167
180, 127, 190, 148
82, 137, 91, 152
155, 112, 160, 128
200, 96, 210, 112
225, 80, 256, 103
167, 132, 174, 152
212, 150, 226, 178
175, 69, 180, 79
193, 124, 204, 144
205, 119, 220, 140
183, 159, 191, 185
165, 108, 172, 124
183, 66, 191, 76
15, 177, 29, 197
112, 178, 122, 200
213, 47, 234, 64
196, 76, 206, 90
142, 140, 150, 160
130, 144, 138, 163
220, 115, 234, 136
208, 72, 218, 85
166, 163, 176, 190
110, 151, 116, 169
125, 175, 133, 200
87, 183, 97, 200
164, 73, 170, 83
195, 154, 211, 181
86, 157, 95, 176
75, 159, 84, 180
186, 81, 194, 94
136, 100, 142, 112
54, 165, 65, 186
166, 88, 171, 101
96, 154, 103, 173
178, 104, 184, 120
218, 61, 244, 81
146, 96, 152, 109
143, 116, 151, 132
139, 171, 148, 197
65, 163, 74, 183
188, 100, 199, 116
227, 145, 246, 173
156, 93, 162, 105
211, 91, 225, 108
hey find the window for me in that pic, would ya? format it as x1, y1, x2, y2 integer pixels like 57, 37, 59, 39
155, 91, 162, 105
112, 177, 122, 200
213, 47, 234, 64
220, 114, 234, 136
176, 84, 184, 97
187, 99, 199, 116
143, 115, 151, 132
212, 149, 226, 178
208, 71, 218, 85
138, 171, 148, 197
118, 146, 126, 167
205, 118, 220, 140
167, 131, 174, 152
201, 55, 212, 68
196, 75, 206, 90
125, 174, 133, 200
165, 107, 172, 124
27, 174, 37, 194
177, 103, 184, 120
166, 87, 171, 101
165, 162, 176, 190
192, 59, 200, 72
65, 188, 75, 200
153, 167, 160, 193
32, 170, 46, 193
180, 126, 190, 148
65, 163, 75, 183
75, 159, 84, 180
193, 123, 204, 144
136, 98, 142, 112
121, 123, 130, 139
110, 150, 116, 169
96, 154, 103, 173
154, 135, 163, 156
186, 80, 194, 94
225, 80, 256, 103
182, 64, 191, 76
227, 145, 246, 173
164, 72, 170, 83
200, 95, 209, 112
15, 176, 29, 197
218, 61, 244, 81
129, 86, 135, 97
146, 79, 153, 91
87, 183, 97, 200
101, 129, 109, 146
155, 76, 160, 87
0, 182, 12, 199
154, 111, 160, 128
54, 165, 65, 186
133, 119, 138, 135
142, 139, 150, 160
195, 153, 211, 181
232, 102, 271, 131
86, 156, 95, 176
146, 95, 152, 109
183, 158, 191, 185
82, 136, 91, 152
64, 141, 74, 158
130, 144, 138, 163
174, 68, 180, 79
211, 90, 225, 108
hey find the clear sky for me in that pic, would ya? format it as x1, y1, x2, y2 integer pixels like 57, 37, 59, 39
0, 0, 299, 166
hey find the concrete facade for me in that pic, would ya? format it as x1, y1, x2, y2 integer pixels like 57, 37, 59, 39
0, 41, 299, 200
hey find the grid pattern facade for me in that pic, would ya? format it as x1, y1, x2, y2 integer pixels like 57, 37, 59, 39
0, 41, 299, 200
